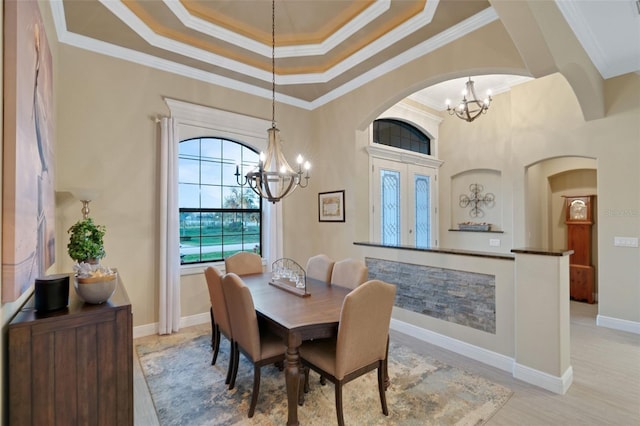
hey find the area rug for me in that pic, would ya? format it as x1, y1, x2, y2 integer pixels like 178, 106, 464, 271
137, 330, 512, 425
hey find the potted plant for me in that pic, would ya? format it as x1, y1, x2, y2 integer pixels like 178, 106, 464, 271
67, 217, 106, 263
67, 217, 116, 304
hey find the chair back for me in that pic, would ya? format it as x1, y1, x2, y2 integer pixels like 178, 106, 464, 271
225, 252, 263, 276
306, 254, 335, 282
204, 267, 232, 337
221, 273, 261, 360
335, 280, 396, 379
330, 258, 368, 289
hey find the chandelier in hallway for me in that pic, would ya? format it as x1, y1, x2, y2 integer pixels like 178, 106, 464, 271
445, 77, 492, 123
235, 0, 310, 203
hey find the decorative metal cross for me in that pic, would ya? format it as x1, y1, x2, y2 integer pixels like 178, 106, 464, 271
459, 183, 495, 218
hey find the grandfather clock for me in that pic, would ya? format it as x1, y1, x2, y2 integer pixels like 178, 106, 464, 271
564, 195, 595, 303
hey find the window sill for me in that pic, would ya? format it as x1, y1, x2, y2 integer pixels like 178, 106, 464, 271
179, 258, 267, 276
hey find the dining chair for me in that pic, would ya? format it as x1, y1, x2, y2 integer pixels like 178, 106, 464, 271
224, 252, 263, 276
299, 279, 396, 426
330, 258, 368, 289
305, 254, 335, 282
221, 272, 286, 418
203, 267, 235, 385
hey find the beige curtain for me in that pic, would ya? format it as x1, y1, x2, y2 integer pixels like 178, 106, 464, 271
158, 117, 181, 334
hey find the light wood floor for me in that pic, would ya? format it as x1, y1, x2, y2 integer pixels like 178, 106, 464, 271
133, 302, 640, 425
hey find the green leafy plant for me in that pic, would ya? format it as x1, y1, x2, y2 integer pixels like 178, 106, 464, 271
67, 217, 106, 263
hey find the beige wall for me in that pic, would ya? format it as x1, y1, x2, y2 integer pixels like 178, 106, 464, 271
2, 0, 638, 353
1, 1, 638, 415
51, 18, 639, 329
52, 43, 313, 327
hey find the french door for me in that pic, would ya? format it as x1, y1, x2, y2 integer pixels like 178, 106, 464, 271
372, 158, 437, 248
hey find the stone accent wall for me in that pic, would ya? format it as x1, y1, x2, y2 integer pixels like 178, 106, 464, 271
366, 257, 496, 333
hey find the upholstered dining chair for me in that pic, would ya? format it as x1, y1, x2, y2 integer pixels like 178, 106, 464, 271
299, 279, 396, 426
305, 254, 335, 282
330, 258, 368, 289
203, 267, 235, 385
224, 251, 263, 276
221, 273, 286, 418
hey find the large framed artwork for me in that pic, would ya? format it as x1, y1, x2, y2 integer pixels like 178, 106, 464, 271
318, 190, 345, 222
2, 0, 55, 302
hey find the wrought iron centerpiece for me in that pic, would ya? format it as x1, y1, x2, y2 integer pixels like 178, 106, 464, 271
459, 183, 495, 218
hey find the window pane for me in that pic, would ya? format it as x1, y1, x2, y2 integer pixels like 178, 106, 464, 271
178, 158, 200, 184
200, 138, 222, 162
201, 158, 221, 185
381, 169, 400, 245
373, 119, 430, 155
201, 185, 222, 209
179, 139, 200, 160
238, 188, 256, 209
179, 211, 201, 263
221, 160, 237, 187
179, 183, 200, 208
415, 175, 431, 248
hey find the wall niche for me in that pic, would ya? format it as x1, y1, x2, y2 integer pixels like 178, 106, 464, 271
451, 169, 502, 231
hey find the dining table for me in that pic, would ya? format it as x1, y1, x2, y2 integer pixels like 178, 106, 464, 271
241, 272, 351, 426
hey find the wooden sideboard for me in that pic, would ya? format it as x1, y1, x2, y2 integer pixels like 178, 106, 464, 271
9, 273, 133, 425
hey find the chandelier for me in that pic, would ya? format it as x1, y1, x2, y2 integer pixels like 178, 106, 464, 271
445, 77, 492, 123
235, 0, 310, 204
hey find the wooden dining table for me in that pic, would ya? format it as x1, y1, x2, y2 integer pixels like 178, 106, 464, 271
241, 273, 351, 426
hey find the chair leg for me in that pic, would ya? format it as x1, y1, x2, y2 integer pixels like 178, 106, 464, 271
248, 364, 261, 418
377, 361, 389, 416
209, 307, 215, 348
298, 366, 309, 406
335, 382, 345, 426
225, 339, 234, 385
303, 366, 310, 393
212, 324, 221, 366
229, 342, 240, 390
320, 375, 326, 385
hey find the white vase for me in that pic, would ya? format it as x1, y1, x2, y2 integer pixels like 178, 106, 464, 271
74, 272, 117, 304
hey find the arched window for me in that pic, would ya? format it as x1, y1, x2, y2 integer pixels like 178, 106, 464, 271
373, 118, 431, 155
178, 137, 261, 264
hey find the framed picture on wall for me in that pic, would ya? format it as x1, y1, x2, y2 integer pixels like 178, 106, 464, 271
318, 190, 345, 222
2, 0, 56, 302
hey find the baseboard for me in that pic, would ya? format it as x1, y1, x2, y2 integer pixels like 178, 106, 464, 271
390, 318, 514, 373
181, 312, 210, 328
596, 315, 640, 335
513, 363, 573, 395
133, 323, 157, 339
390, 319, 577, 393
133, 312, 210, 339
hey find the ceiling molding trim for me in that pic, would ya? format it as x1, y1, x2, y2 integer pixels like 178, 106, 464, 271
86, 0, 461, 88
309, 7, 499, 108
555, 0, 608, 78
49, 0, 69, 42
278, 0, 439, 82
49, 2, 312, 111
163, 0, 270, 56
50, 2, 496, 111
164, 0, 392, 59
98, 0, 273, 81
279, 0, 392, 58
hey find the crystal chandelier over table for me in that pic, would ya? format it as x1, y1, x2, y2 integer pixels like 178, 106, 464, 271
235, 0, 310, 203
445, 77, 492, 123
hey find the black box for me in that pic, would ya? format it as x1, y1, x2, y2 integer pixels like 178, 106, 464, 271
34, 274, 70, 312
